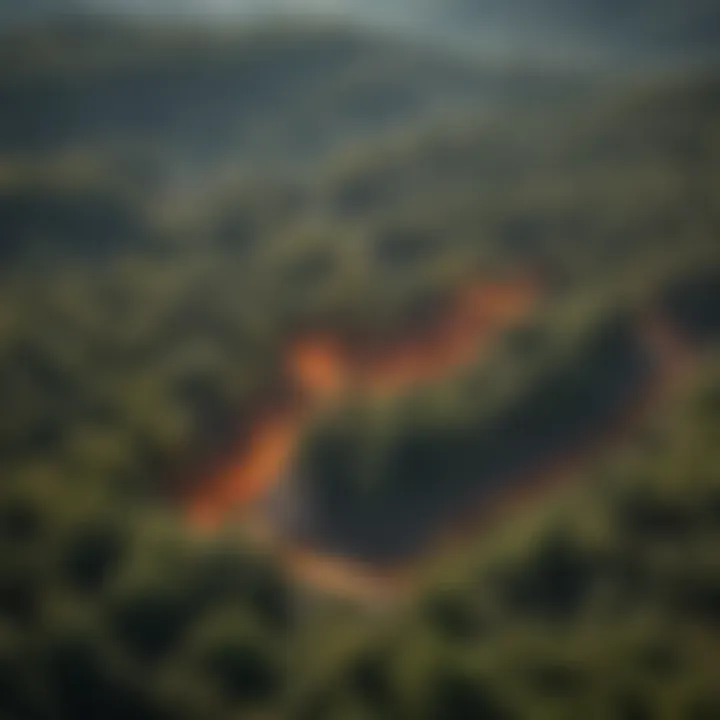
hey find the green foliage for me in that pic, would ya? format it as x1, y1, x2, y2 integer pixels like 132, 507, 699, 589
294, 365, 720, 718
0, 21, 719, 719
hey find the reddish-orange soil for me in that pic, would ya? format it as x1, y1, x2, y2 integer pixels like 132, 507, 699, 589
184, 278, 697, 602
274, 311, 698, 601
186, 280, 538, 530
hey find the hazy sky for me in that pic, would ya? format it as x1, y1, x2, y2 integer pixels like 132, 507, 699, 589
54, 0, 392, 18
0, 0, 416, 27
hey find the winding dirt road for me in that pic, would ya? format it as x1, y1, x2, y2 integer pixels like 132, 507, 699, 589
182, 279, 701, 601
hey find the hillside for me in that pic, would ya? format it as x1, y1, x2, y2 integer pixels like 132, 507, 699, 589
4, 0, 720, 66
428, 0, 720, 62
0, 18, 719, 720
0, 22, 594, 176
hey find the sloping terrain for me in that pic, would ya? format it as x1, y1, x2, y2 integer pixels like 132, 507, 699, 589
0, 22, 594, 176
0, 19, 719, 720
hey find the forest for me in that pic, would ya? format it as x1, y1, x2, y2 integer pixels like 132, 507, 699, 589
0, 11, 719, 720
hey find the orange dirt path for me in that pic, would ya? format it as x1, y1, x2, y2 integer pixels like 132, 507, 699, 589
182, 275, 702, 602
264, 311, 700, 602
186, 279, 538, 531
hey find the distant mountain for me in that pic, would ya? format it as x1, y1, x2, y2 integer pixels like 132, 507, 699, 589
2, 0, 719, 66
0, 22, 594, 177
428, 0, 720, 63
0, 0, 85, 25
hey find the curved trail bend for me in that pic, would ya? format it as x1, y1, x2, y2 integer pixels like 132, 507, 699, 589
186, 279, 538, 530
182, 278, 703, 601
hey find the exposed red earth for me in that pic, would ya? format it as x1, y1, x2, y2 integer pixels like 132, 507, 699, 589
186, 280, 538, 531
183, 279, 698, 601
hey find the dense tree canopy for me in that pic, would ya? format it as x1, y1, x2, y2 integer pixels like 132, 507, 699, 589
0, 20, 718, 720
